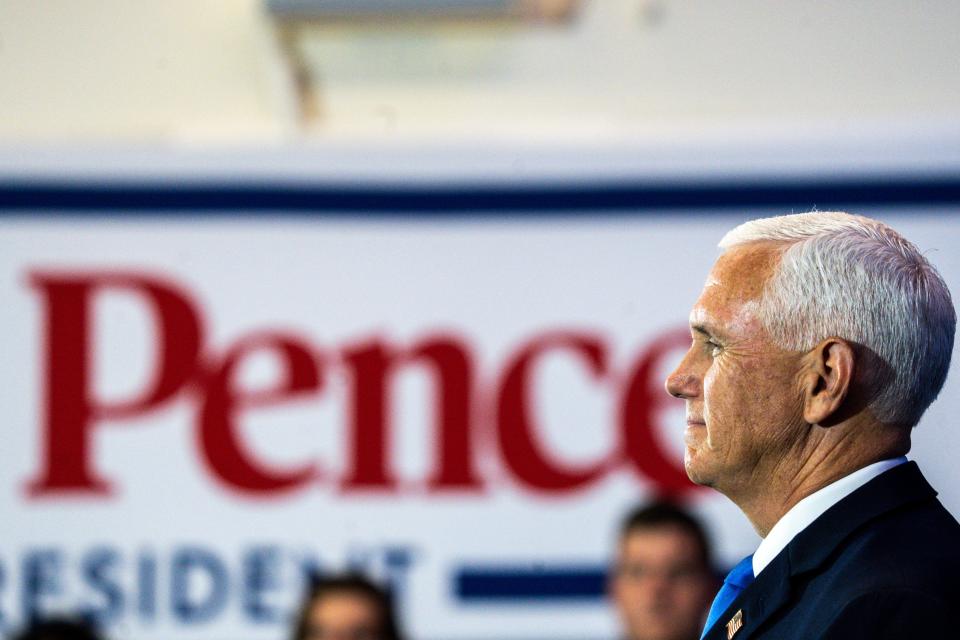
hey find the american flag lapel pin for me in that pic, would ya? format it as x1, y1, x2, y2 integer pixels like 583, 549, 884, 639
726, 609, 744, 639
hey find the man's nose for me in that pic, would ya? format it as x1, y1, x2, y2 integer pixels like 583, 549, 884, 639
665, 369, 701, 399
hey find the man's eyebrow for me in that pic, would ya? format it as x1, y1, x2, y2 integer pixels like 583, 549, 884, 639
691, 323, 727, 341
690, 323, 712, 337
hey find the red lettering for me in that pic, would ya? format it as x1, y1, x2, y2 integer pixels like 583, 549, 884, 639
496, 332, 614, 492
198, 332, 320, 495
340, 335, 478, 492
25, 266, 698, 499
27, 271, 202, 496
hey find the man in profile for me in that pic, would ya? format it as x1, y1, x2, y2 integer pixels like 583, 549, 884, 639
610, 501, 717, 640
665, 212, 960, 639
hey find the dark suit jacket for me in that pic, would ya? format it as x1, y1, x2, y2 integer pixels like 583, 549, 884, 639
703, 461, 960, 639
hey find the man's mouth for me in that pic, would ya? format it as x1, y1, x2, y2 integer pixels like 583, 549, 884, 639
684, 419, 705, 447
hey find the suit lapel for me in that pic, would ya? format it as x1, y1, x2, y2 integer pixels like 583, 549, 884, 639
703, 462, 937, 640
703, 552, 792, 640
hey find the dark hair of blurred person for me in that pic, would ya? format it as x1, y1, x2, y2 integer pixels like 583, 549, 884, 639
291, 573, 404, 640
11, 617, 104, 640
609, 501, 718, 640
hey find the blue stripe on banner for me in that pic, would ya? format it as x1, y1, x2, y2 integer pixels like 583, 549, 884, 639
454, 565, 608, 602
0, 176, 959, 215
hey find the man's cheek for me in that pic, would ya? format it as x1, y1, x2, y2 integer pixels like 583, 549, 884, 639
702, 367, 719, 423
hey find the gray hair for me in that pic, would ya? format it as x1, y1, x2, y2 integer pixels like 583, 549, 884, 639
719, 211, 956, 427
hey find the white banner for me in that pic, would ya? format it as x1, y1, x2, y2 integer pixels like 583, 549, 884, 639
1, 145, 959, 640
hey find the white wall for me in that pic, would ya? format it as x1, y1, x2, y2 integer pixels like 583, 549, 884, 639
0, 1, 957, 142
0, 1, 279, 141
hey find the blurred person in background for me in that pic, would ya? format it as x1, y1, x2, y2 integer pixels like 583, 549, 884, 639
291, 573, 404, 640
609, 501, 717, 640
10, 617, 104, 640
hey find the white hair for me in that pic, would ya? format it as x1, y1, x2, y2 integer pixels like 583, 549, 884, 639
719, 211, 956, 427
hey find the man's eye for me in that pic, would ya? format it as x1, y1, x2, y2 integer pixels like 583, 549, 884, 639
620, 565, 647, 580
707, 340, 722, 357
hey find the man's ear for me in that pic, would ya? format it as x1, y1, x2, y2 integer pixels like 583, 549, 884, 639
802, 338, 855, 426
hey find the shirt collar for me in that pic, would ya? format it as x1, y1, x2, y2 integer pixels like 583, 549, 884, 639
752, 456, 908, 576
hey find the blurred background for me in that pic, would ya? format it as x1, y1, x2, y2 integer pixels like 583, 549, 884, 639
1, 2, 959, 639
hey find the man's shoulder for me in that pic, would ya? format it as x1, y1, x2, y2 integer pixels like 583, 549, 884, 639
795, 461, 960, 586
745, 499, 960, 639
861, 489, 960, 549
823, 494, 960, 591
793, 519, 960, 640
735, 465, 960, 639
788, 461, 960, 575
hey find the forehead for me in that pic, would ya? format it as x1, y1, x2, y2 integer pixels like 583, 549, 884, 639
309, 592, 380, 621
691, 242, 783, 329
620, 525, 703, 561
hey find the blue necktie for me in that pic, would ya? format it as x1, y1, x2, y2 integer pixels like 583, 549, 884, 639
701, 555, 755, 638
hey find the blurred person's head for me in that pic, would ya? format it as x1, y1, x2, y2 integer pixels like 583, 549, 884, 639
291, 573, 403, 640
610, 501, 716, 640
11, 617, 103, 640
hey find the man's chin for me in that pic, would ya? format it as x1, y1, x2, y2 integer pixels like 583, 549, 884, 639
684, 451, 715, 487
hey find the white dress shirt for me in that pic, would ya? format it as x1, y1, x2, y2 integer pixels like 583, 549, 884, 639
752, 456, 908, 577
